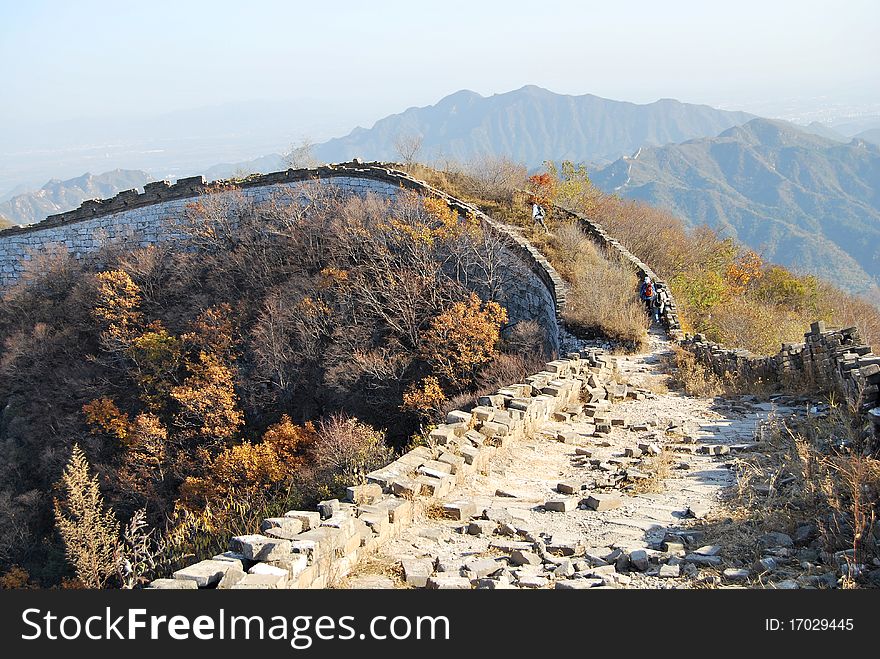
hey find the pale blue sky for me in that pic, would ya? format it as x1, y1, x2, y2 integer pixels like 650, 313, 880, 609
1, 0, 878, 130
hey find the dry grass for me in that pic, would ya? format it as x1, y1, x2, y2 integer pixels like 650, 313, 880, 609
333, 555, 408, 589
629, 449, 674, 494
698, 407, 880, 586
665, 347, 725, 398
557, 229, 649, 350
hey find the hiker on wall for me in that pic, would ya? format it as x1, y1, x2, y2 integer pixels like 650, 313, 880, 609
532, 202, 548, 233
639, 276, 657, 320
653, 281, 670, 324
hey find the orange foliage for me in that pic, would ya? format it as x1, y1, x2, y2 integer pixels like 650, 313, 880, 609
83, 397, 130, 440
526, 172, 556, 206
179, 415, 315, 506
420, 293, 508, 387
0, 566, 37, 589
401, 376, 447, 419
170, 352, 243, 440
725, 250, 764, 295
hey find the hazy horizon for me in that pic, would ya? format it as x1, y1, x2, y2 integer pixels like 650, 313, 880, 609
1, 0, 878, 195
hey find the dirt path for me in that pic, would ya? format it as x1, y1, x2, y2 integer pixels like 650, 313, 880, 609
340, 330, 799, 589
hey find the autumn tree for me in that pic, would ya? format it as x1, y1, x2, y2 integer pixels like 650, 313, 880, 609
54, 445, 120, 588
179, 415, 316, 507
420, 293, 508, 388
93, 270, 142, 353
401, 376, 447, 424
526, 172, 556, 206
171, 351, 243, 442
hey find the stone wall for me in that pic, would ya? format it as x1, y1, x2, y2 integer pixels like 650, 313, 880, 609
149, 347, 624, 589
547, 201, 880, 430
549, 202, 683, 338
682, 321, 880, 416
0, 162, 566, 352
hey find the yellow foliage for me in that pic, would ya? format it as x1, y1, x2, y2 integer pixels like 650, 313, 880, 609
420, 293, 508, 387
402, 376, 447, 419
171, 351, 243, 440
180, 416, 315, 507
83, 397, 130, 440
93, 270, 142, 347
725, 250, 764, 295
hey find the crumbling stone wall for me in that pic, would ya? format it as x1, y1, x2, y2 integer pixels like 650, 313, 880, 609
682, 321, 880, 416
149, 347, 622, 589
549, 203, 683, 338
0, 162, 566, 352
547, 203, 880, 431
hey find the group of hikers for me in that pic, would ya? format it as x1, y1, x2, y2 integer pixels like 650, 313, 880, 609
639, 276, 669, 324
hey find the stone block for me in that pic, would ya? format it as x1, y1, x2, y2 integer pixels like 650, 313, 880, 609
544, 497, 577, 512
229, 573, 286, 589
416, 474, 453, 497
148, 578, 198, 590
556, 481, 580, 495
442, 500, 478, 520
510, 549, 542, 566
230, 535, 292, 561
173, 559, 238, 588
426, 575, 472, 589
402, 558, 434, 587
584, 494, 622, 511
467, 519, 498, 536
317, 499, 340, 519
629, 550, 649, 571
446, 410, 472, 425
464, 557, 503, 578
261, 517, 304, 537
345, 483, 383, 505
437, 452, 466, 474
723, 568, 751, 582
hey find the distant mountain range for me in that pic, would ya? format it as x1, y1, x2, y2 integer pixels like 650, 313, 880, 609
856, 128, 880, 146
0, 169, 151, 226
4, 87, 878, 297
592, 118, 880, 292
312, 85, 754, 167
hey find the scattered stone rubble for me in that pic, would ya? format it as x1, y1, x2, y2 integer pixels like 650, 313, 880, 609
334, 332, 857, 590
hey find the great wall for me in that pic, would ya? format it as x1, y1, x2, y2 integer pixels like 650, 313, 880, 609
2, 162, 878, 589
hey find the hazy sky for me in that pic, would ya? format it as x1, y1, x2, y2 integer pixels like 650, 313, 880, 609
1, 0, 878, 131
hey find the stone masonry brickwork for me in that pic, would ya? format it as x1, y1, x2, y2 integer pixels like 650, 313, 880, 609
683, 321, 880, 420
149, 347, 620, 589
0, 162, 567, 353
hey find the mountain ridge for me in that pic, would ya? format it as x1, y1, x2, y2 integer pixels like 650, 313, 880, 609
312, 85, 755, 167
592, 117, 880, 292
0, 169, 152, 226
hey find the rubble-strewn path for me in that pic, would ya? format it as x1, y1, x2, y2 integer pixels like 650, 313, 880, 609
341, 330, 798, 589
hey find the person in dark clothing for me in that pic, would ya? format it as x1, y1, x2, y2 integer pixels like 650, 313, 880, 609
639, 276, 657, 320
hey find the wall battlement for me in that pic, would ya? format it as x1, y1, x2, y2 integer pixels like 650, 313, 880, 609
0, 161, 568, 351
